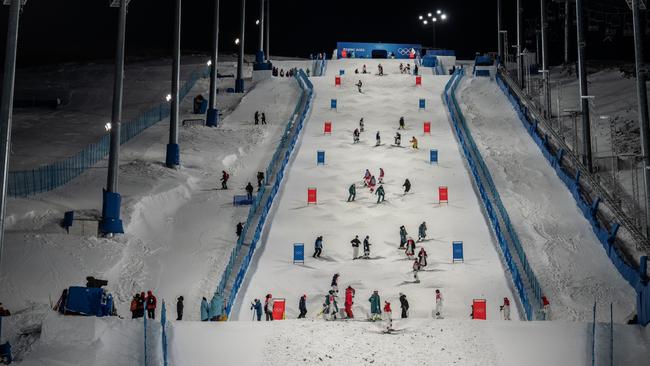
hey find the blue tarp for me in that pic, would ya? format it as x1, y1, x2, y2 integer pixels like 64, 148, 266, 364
475, 55, 494, 66
422, 55, 439, 68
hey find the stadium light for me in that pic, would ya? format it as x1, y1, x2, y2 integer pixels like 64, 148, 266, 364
207, 59, 212, 66
427, 12, 432, 17
437, 9, 441, 14
235, 38, 240, 45
418, 15, 423, 20
165, 94, 172, 102
255, 19, 260, 25
441, 14, 447, 20
105, 122, 112, 132
432, 17, 437, 22
423, 20, 428, 24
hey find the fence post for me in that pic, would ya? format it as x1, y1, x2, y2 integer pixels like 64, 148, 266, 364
161, 301, 168, 366
143, 313, 148, 366
610, 302, 613, 366
591, 302, 596, 366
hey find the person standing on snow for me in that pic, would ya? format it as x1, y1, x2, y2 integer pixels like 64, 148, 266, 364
137, 292, 146, 318
176, 296, 184, 321
394, 132, 402, 146
410, 136, 419, 149
418, 247, 428, 267
434, 289, 443, 319
369, 291, 381, 321
362, 64, 367, 74
399, 226, 408, 248
377, 64, 384, 76
541, 296, 550, 320
364, 169, 372, 182
146, 290, 157, 319
399, 293, 409, 318
412, 259, 421, 283
375, 185, 385, 204
405, 237, 416, 260
399, 116, 406, 130
254, 111, 260, 125
325, 290, 338, 320
236, 222, 244, 239
201, 297, 210, 321
414, 64, 419, 76
351, 235, 361, 259
347, 184, 356, 202
331, 273, 340, 293
261, 112, 267, 125
356, 80, 363, 93
344, 285, 356, 318
418, 222, 427, 241
130, 294, 139, 319
209, 291, 224, 321
500, 297, 511, 320
369, 175, 377, 192
403, 179, 411, 194
245, 182, 254, 201
363, 235, 372, 258
264, 294, 274, 321
378, 168, 385, 183
221, 170, 229, 189
376, 131, 381, 146
257, 172, 265, 190
353, 128, 360, 143
298, 295, 308, 319
250, 299, 263, 321
383, 301, 393, 331
359, 118, 365, 132
313, 236, 323, 258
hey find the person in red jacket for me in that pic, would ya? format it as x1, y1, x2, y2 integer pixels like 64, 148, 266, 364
541, 296, 550, 320
146, 290, 157, 319
344, 286, 355, 319
383, 301, 393, 332
500, 297, 511, 320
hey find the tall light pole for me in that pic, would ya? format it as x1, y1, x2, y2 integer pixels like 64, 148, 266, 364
206, 0, 220, 127
256, 0, 265, 64
575, 0, 592, 173
166, 0, 181, 169
419, 11, 447, 50
497, 0, 503, 61
516, 0, 524, 89
540, 0, 551, 118
100, 0, 130, 235
235, 0, 246, 93
265, 0, 270, 61
630, 0, 650, 234
564, 0, 571, 65
0, 0, 25, 272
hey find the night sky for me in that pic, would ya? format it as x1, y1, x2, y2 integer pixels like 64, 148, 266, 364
0, 0, 645, 67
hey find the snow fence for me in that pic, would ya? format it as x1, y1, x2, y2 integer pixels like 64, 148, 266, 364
495, 70, 650, 326
7, 66, 211, 197
214, 70, 314, 317
444, 69, 545, 320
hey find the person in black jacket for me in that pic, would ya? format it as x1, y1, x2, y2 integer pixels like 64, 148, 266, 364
403, 179, 411, 194
351, 235, 361, 259
399, 293, 409, 318
176, 296, 184, 321
245, 182, 254, 201
298, 295, 307, 318
236, 222, 243, 238
257, 172, 265, 190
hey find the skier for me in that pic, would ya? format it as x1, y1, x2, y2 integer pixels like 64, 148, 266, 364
209, 291, 224, 321
501, 297, 511, 320
414, 64, 419, 76
541, 296, 550, 320
325, 290, 338, 320
399, 63, 404, 74
403, 179, 411, 194
353, 128, 360, 143
399, 225, 408, 248
351, 235, 361, 259
344, 285, 356, 318
348, 184, 356, 202
375, 185, 385, 204
356, 80, 363, 93
418, 247, 428, 267
394, 132, 401, 146
410, 136, 419, 149
406, 64, 411, 74
331, 273, 340, 293
369, 290, 381, 321
236, 222, 244, 239
257, 171, 265, 190
369, 175, 377, 192
399, 293, 409, 319
399, 116, 405, 130
364, 169, 372, 181
298, 295, 308, 319
418, 222, 427, 241
261, 112, 267, 125
201, 297, 210, 321
375, 131, 381, 146
362, 64, 367, 74
264, 294, 274, 321
176, 296, 184, 321
146, 290, 157, 319
359, 118, 365, 132
405, 237, 416, 260
254, 110, 260, 125
378, 168, 385, 183
250, 299, 263, 321
245, 182, 254, 201
383, 301, 393, 332
377, 63, 384, 76
434, 289, 443, 319
221, 170, 229, 189
363, 235, 372, 258
313, 235, 323, 258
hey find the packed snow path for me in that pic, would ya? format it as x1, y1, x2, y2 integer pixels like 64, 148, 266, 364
458, 77, 636, 322
234, 60, 519, 321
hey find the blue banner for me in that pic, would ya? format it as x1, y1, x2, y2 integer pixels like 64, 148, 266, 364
419, 99, 426, 109
452, 241, 464, 263
317, 151, 325, 165
337, 42, 422, 59
293, 243, 305, 264
430, 149, 438, 164
331, 99, 337, 109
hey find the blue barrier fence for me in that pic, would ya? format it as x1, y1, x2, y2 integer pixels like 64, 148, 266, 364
8, 66, 211, 197
161, 301, 168, 366
143, 312, 148, 366
312, 59, 327, 77
212, 70, 314, 317
495, 70, 650, 326
444, 69, 544, 320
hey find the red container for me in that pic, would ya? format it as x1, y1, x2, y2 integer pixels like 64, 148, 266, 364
324, 121, 332, 134
439, 186, 448, 203
473, 299, 487, 320
423, 122, 431, 134
308, 187, 317, 204
416, 76, 422, 86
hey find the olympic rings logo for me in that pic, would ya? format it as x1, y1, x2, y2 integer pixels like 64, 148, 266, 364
397, 48, 411, 55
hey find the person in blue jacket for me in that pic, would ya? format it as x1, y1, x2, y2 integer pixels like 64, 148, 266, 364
250, 299, 263, 321
209, 292, 224, 321
200, 297, 210, 321
313, 236, 323, 258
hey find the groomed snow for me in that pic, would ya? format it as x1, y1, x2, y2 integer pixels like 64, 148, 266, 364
234, 59, 520, 322
458, 76, 636, 322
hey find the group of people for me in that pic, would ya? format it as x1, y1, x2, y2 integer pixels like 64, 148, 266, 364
351, 116, 419, 150
129, 290, 158, 319
253, 111, 267, 125
272, 67, 300, 78
201, 291, 227, 321
354, 64, 369, 74
399, 62, 418, 75
250, 293, 275, 321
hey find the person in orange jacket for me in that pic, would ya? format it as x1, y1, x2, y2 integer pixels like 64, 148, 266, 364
344, 286, 356, 319
145, 290, 157, 319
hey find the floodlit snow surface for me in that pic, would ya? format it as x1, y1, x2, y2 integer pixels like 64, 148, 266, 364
235, 59, 520, 322
457, 76, 637, 322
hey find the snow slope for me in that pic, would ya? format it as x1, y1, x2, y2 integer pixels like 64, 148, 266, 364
234, 59, 520, 322
457, 76, 636, 322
